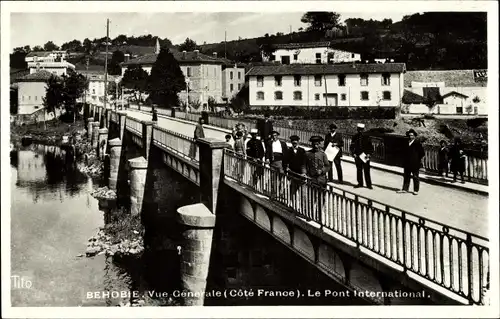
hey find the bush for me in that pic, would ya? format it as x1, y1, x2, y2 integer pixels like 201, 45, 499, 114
244, 106, 396, 119
423, 114, 435, 119
466, 117, 488, 129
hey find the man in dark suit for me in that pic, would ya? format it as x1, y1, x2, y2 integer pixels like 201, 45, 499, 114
246, 128, 265, 189
286, 135, 307, 206
350, 123, 374, 189
265, 130, 288, 199
323, 123, 344, 183
397, 129, 425, 195
257, 112, 274, 142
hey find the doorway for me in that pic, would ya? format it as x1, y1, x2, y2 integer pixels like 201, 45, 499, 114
323, 93, 338, 106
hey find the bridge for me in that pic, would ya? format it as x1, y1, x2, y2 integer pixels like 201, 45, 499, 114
85, 104, 490, 306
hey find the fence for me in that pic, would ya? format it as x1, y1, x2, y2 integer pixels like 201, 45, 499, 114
125, 117, 142, 136
223, 150, 489, 305
152, 126, 199, 162
422, 145, 488, 184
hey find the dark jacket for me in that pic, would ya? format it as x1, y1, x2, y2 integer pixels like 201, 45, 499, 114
305, 149, 330, 186
438, 146, 449, 169
350, 132, 374, 156
265, 139, 289, 163
324, 131, 344, 159
450, 144, 466, 173
286, 146, 307, 175
246, 138, 265, 160
194, 124, 205, 139
403, 139, 425, 170
257, 119, 274, 141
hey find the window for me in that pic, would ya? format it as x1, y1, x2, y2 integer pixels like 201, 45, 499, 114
238, 72, 241, 80
230, 84, 234, 91
456, 107, 463, 114
34, 96, 37, 101
230, 71, 233, 80
28, 96, 31, 101
341, 94, 346, 101
274, 91, 283, 100
274, 76, 282, 87
314, 75, 322, 87
382, 91, 391, 100
315, 52, 321, 64
281, 56, 290, 65
257, 76, 264, 87
22, 96, 24, 101
293, 54, 298, 61
314, 94, 320, 101
360, 74, 368, 86
257, 91, 265, 100
238, 83, 241, 90
187, 67, 192, 77
352, 53, 355, 58
92, 89, 96, 94
327, 52, 334, 64
294, 75, 301, 87
360, 91, 369, 100
293, 91, 302, 100
338, 74, 346, 86
382, 73, 391, 86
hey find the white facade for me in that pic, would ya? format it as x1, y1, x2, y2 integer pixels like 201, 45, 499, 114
249, 72, 404, 108
28, 61, 75, 76
25, 51, 68, 63
222, 66, 246, 100
270, 47, 361, 65
17, 81, 47, 115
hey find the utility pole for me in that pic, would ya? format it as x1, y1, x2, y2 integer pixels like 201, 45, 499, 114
224, 30, 227, 59
104, 18, 109, 111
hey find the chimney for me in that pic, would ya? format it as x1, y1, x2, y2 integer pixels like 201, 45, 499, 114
182, 50, 187, 59
213, 52, 217, 58
194, 49, 199, 58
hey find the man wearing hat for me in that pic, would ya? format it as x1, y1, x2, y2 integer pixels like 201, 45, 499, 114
265, 130, 289, 173
286, 135, 307, 206
397, 129, 425, 195
246, 128, 266, 188
305, 136, 330, 187
324, 123, 344, 183
257, 112, 274, 142
350, 123, 374, 189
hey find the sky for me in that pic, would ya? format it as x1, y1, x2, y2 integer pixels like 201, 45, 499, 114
10, 11, 414, 51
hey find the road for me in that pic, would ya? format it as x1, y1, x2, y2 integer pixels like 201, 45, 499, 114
126, 110, 489, 238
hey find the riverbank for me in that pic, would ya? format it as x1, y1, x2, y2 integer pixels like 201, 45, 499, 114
11, 119, 87, 146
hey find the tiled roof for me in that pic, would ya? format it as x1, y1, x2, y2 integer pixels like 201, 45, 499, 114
246, 63, 406, 76
273, 41, 331, 50
17, 70, 56, 82
402, 89, 425, 104
404, 70, 487, 87
442, 91, 469, 99
121, 51, 225, 66
26, 51, 52, 58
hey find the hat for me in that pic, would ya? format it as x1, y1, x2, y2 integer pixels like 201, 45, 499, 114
250, 128, 258, 134
290, 135, 300, 141
271, 130, 280, 135
329, 124, 337, 130
309, 135, 324, 142
405, 129, 417, 137
357, 123, 365, 129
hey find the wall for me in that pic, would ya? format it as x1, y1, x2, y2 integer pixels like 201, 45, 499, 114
178, 63, 223, 105
249, 72, 403, 108
273, 47, 361, 64
222, 67, 245, 100
17, 82, 47, 115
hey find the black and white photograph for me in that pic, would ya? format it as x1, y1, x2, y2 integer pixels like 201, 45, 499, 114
1, 1, 498, 318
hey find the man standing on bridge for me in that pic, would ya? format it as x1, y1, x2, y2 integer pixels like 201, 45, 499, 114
350, 123, 373, 189
265, 130, 289, 199
286, 135, 307, 209
397, 129, 425, 195
324, 123, 344, 184
246, 128, 265, 190
257, 112, 274, 142
304, 136, 330, 220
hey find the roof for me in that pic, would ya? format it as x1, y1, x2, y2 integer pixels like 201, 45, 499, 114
26, 51, 52, 58
405, 70, 487, 87
103, 45, 156, 57
402, 89, 426, 104
422, 87, 443, 103
121, 50, 225, 67
273, 41, 331, 50
441, 91, 469, 99
246, 63, 406, 76
17, 70, 55, 82
79, 71, 119, 82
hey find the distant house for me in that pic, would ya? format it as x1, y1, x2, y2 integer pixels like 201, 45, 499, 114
121, 49, 226, 106
403, 69, 487, 115
218, 56, 246, 102
25, 51, 67, 63
263, 41, 361, 65
77, 70, 120, 106
246, 63, 406, 108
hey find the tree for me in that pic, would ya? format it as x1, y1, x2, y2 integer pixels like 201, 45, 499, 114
83, 38, 92, 53
301, 12, 341, 33
146, 47, 186, 107
61, 71, 88, 122
43, 75, 65, 122
122, 65, 149, 104
33, 45, 44, 51
178, 38, 198, 52
61, 39, 83, 52
23, 45, 31, 53
43, 41, 59, 51
107, 80, 122, 108
10, 51, 27, 69
108, 50, 125, 75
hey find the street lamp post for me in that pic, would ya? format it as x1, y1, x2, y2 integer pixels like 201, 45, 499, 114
114, 77, 120, 110
186, 78, 190, 112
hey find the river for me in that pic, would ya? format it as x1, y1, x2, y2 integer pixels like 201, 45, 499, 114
10, 144, 364, 306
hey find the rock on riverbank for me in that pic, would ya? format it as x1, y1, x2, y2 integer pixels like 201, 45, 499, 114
85, 229, 144, 258
91, 186, 116, 200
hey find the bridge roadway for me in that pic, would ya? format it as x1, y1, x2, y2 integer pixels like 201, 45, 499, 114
126, 110, 489, 238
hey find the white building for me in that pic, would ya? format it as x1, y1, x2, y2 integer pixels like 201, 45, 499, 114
78, 71, 120, 106
15, 70, 54, 116
27, 61, 75, 76
263, 41, 361, 65
402, 70, 488, 115
25, 51, 68, 63
220, 59, 246, 101
247, 63, 406, 108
